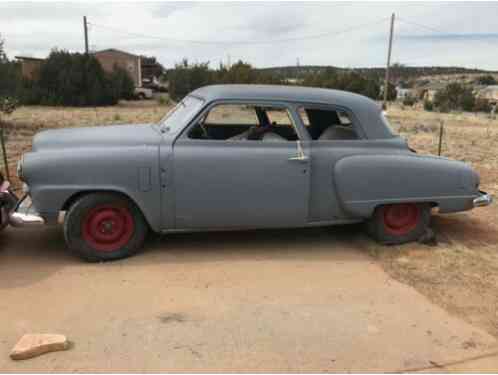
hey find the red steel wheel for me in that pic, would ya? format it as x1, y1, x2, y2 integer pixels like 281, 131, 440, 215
81, 204, 135, 252
65, 193, 148, 261
381, 203, 421, 236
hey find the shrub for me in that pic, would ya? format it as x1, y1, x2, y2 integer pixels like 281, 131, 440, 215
30, 50, 118, 106
402, 96, 416, 106
157, 96, 170, 106
168, 59, 214, 101
476, 75, 497, 85
109, 65, 135, 101
424, 100, 433, 111
473, 98, 491, 113
434, 83, 475, 112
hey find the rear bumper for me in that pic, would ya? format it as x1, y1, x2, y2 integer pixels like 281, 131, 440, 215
473, 191, 493, 208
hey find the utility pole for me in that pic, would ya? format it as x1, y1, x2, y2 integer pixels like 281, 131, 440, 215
383, 13, 395, 108
83, 16, 89, 54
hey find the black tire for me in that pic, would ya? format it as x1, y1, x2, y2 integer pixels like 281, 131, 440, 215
64, 193, 148, 262
366, 203, 431, 245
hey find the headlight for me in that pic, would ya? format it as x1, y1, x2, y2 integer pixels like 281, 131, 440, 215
17, 156, 24, 180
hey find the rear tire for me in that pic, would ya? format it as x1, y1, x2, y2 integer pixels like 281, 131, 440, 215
64, 193, 148, 262
366, 203, 431, 245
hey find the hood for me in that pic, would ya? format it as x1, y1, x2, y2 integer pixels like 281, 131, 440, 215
32, 123, 162, 151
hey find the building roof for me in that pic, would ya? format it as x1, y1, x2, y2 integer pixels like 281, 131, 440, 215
92, 48, 139, 58
190, 84, 392, 139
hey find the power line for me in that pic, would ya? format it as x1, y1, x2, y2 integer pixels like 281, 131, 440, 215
397, 17, 445, 34
87, 17, 389, 46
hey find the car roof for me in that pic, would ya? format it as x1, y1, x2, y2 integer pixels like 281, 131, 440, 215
192, 84, 372, 107
189, 84, 393, 139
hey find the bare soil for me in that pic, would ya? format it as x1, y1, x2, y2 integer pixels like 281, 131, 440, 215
0, 226, 497, 372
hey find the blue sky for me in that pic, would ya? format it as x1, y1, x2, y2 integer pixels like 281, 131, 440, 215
1, 1, 498, 70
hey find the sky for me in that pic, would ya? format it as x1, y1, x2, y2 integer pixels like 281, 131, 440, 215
2, 1, 498, 70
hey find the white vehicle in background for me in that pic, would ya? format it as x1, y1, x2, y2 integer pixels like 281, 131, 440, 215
134, 87, 153, 100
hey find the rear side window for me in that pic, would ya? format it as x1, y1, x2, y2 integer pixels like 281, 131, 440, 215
298, 107, 358, 141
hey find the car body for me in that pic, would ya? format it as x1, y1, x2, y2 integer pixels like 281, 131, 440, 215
6, 84, 492, 260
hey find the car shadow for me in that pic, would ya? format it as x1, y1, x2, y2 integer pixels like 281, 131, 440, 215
129, 223, 372, 266
0, 223, 371, 289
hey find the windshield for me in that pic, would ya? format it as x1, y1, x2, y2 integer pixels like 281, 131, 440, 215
380, 111, 397, 136
159, 96, 204, 133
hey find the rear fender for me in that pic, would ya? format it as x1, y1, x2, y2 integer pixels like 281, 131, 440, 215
334, 154, 478, 218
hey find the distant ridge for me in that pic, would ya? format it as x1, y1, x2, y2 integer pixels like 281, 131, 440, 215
256, 65, 498, 80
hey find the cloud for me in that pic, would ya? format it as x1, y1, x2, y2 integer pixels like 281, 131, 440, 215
1, 1, 498, 70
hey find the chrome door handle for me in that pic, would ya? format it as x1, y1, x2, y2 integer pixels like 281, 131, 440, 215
288, 155, 309, 162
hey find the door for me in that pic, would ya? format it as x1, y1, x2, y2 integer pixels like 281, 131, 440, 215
171, 103, 310, 229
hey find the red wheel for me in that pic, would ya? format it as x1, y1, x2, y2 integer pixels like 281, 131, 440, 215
64, 193, 148, 262
381, 203, 420, 236
366, 203, 431, 245
82, 205, 135, 252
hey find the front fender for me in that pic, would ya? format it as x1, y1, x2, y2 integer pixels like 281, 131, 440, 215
23, 146, 161, 231
334, 154, 479, 218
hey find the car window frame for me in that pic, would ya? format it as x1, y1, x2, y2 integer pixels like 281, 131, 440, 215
293, 103, 367, 141
159, 95, 206, 135
177, 99, 309, 142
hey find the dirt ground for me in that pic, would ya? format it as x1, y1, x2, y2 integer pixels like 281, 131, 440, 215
2, 101, 498, 371
1, 225, 498, 372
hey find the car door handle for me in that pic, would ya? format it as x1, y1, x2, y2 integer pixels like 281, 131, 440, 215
288, 155, 309, 162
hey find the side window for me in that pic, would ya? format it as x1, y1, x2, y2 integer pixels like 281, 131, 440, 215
189, 103, 299, 142
204, 104, 258, 125
298, 107, 359, 141
266, 108, 292, 126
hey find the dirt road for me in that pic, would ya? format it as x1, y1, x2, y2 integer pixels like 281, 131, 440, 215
1, 225, 497, 372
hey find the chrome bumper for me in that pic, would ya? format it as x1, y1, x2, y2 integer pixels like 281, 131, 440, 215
8, 194, 45, 227
473, 191, 493, 208
0, 181, 18, 230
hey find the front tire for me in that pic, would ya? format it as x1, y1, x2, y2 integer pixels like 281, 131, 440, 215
64, 193, 148, 262
366, 203, 431, 245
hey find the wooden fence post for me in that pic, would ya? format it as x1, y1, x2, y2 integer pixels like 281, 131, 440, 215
438, 121, 444, 156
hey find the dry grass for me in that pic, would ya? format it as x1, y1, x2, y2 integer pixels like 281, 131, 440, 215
387, 104, 498, 195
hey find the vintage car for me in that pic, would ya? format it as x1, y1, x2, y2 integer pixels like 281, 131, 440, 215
4, 84, 492, 261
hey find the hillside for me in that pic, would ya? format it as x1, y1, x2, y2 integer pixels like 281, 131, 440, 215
257, 65, 498, 81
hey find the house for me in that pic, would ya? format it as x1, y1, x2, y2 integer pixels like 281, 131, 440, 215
92, 48, 142, 87
14, 56, 44, 80
476, 85, 498, 105
140, 56, 165, 84
395, 87, 416, 101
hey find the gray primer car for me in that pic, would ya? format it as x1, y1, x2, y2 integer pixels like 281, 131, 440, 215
5, 84, 492, 261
